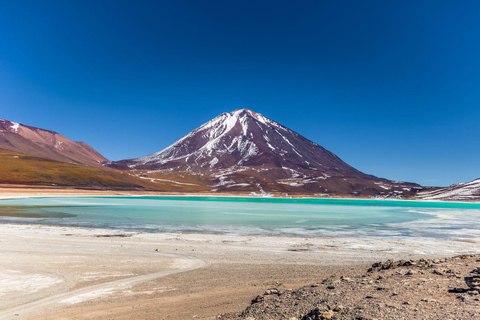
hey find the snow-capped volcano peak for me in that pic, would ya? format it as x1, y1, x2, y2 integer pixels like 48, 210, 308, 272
111, 109, 358, 174
134, 109, 266, 167
229, 108, 276, 125
108, 109, 421, 197
194, 108, 281, 140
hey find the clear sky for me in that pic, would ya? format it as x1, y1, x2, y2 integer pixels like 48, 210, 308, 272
1, 0, 479, 186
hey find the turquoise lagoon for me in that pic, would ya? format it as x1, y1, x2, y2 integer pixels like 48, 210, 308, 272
1, 196, 480, 238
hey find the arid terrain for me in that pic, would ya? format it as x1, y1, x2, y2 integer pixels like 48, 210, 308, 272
221, 255, 480, 320
2, 2, 479, 319
0, 215, 479, 320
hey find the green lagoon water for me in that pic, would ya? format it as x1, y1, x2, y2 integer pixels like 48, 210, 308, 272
1, 196, 480, 238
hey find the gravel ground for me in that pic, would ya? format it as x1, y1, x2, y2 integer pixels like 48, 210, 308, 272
220, 255, 480, 320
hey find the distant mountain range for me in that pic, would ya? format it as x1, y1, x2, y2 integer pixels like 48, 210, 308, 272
417, 179, 480, 201
107, 109, 421, 197
2, 110, 477, 200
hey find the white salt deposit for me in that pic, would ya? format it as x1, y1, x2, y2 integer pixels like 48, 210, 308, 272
0, 269, 62, 297
59, 287, 116, 304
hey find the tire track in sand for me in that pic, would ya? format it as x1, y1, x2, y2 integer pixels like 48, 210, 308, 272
0, 253, 207, 320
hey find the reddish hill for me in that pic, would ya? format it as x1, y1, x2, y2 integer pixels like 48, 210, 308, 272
0, 119, 107, 166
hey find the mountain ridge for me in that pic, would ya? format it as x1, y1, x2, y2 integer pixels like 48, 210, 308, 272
108, 109, 421, 197
110, 109, 359, 173
417, 178, 480, 201
0, 118, 107, 166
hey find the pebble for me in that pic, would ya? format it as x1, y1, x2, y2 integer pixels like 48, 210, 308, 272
333, 305, 343, 312
264, 288, 280, 295
220, 255, 480, 320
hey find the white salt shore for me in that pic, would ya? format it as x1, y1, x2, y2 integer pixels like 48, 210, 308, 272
1, 187, 480, 319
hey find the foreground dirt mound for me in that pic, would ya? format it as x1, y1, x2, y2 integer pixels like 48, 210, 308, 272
219, 255, 480, 320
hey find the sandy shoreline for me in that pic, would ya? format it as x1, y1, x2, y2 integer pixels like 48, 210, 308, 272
0, 184, 479, 205
1, 188, 480, 319
1, 222, 480, 319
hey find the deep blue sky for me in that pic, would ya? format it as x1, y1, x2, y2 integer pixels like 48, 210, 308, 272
1, 0, 479, 186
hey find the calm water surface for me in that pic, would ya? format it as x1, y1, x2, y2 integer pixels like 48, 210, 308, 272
1, 196, 480, 238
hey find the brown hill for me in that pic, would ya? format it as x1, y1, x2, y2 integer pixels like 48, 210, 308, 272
0, 119, 107, 166
0, 149, 157, 189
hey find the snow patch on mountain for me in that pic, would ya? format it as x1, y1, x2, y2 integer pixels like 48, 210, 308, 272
10, 122, 19, 133
127, 109, 307, 171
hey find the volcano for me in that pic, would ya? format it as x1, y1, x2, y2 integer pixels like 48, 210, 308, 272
108, 109, 421, 197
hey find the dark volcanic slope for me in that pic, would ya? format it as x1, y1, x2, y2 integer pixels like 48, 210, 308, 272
112, 109, 358, 174
0, 118, 107, 166
109, 109, 421, 197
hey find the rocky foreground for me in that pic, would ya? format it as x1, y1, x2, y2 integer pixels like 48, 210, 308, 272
219, 255, 480, 320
